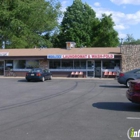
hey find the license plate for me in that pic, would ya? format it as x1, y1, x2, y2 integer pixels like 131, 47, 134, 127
31, 74, 34, 76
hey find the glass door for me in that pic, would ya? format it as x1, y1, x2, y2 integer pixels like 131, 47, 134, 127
87, 60, 95, 77
95, 61, 101, 77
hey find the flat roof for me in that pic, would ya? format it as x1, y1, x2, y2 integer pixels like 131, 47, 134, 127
0, 48, 121, 57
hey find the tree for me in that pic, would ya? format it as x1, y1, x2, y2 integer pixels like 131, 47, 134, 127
54, 0, 98, 48
135, 39, 140, 45
123, 34, 140, 45
0, 0, 61, 48
92, 14, 119, 47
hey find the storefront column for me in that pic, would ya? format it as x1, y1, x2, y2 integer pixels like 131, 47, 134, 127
101, 60, 103, 78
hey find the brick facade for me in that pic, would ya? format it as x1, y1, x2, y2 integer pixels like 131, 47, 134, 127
121, 45, 140, 72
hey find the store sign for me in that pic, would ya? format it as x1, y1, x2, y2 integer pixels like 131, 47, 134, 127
90, 54, 114, 59
63, 54, 88, 59
62, 54, 114, 59
47, 54, 114, 59
0, 52, 9, 56
47, 55, 62, 59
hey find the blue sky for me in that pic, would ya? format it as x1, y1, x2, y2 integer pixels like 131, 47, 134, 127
58, 0, 140, 41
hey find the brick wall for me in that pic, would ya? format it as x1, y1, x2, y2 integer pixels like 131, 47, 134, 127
121, 45, 140, 72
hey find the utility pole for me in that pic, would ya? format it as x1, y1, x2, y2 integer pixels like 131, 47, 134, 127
120, 38, 123, 53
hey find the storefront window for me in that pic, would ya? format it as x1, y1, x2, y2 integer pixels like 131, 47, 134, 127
49, 60, 61, 69
74, 60, 86, 69
49, 60, 87, 69
102, 60, 120, 69
5, 60, 13, 70
14, 60, 26, 69
25, 60, 39, 69
81, 60, 86, 69
62, 60, 73, 69
74, 60, 80, 69
0, 61, 4, 75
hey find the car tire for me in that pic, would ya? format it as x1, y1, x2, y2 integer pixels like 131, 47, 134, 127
41, 77, 45, 82
126, 79, 133, 87
49, 75, 52, 80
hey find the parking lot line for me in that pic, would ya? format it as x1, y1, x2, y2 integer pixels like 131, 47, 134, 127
127, 117, 140, 120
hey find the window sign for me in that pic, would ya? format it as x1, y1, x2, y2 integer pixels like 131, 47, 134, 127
26, 60, 39, 68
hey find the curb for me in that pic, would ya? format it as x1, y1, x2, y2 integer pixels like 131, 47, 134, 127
0, 76, 115, 80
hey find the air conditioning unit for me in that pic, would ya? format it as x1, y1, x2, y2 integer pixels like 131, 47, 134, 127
66, 42, 76, 50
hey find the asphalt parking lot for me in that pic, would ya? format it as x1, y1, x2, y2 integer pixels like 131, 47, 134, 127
0, 77, 140, 140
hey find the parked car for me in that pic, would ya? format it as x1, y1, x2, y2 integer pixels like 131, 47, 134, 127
117, 69, 140, 87
25, 68, 52, 82
126, 79, 140, 104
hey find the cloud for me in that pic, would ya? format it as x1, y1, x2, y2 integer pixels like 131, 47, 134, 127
91, 6, 140, 39
110, 0, 140, 5
93, 6, 140, 30
60, 0, 68, 12
59, 0, 140, 39
118, 32, 127, 39
94, 2, 101, 7
114, 24, 127, 30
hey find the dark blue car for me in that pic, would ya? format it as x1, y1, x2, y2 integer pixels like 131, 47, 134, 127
25, 68, 52, 82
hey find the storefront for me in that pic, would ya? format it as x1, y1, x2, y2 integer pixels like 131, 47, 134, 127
48, 54, 121, 78
0, 47, 121, 78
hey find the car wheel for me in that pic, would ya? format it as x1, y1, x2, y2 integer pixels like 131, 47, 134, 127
126, 79, 133, 87
41, 77, 45, 82
49, 75, 52, 80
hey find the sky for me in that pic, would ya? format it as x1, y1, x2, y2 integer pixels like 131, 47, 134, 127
58, 0, 140, 41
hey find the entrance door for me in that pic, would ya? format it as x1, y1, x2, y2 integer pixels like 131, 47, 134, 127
87, 60, 94, 77
95, 61, 101, 77
0, 61, 4, 75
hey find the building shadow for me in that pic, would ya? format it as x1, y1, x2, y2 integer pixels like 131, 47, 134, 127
92, 102, 140, 112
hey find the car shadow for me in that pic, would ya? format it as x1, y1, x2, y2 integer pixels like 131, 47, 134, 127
100, 85, 127, 88
17, 79, 52, 82
92, 102, 140, 112
18, 79, 27, 82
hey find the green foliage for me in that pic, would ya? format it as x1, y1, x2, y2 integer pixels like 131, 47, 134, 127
0, 0, 61, 48
92, 14, 119, 47
123, 34, 140, 45
54, 0, 97, 48
52, 0, 119, 48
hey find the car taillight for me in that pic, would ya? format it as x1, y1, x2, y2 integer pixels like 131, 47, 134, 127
36, 73, 41, 76
119, 73, 124, 77
134, 83, 140, 91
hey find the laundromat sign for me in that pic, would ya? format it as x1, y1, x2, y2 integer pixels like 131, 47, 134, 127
47, 54, 114, 59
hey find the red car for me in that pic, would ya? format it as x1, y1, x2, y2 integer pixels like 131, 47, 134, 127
126, 79, 140, 104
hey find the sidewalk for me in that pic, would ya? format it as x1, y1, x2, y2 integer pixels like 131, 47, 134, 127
53, 77, 115, 80
0, 76, 115, 80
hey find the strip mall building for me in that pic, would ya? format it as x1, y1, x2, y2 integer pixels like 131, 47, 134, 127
0, 43, 121, 78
